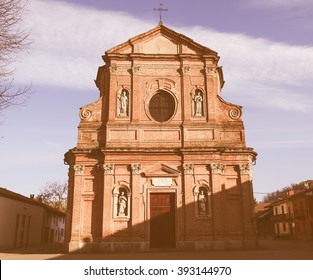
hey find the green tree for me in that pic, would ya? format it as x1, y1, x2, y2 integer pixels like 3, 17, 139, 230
38, 181, 68, 212
0, 0, 30, 111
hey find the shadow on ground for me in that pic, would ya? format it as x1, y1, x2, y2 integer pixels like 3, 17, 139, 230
1, 240, 313, 260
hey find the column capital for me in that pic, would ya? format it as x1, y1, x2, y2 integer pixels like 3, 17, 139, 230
109, 66, 117, 74
206, 66, 218, 77
239, 163, 252, 179
183, 164, 194, 175
73, 165, 84, 175
210, 163, 225, 175
131, 66, 141, 75
181, 66, 190, 75
131, 164, 141, 175
101, 164, 114, 175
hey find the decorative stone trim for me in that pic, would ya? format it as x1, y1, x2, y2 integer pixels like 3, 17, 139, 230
132, 66, 140, 75
228, 108, 242, 120
109, 66, 117, 73
74, 165, 84, 175
80, 108, 92, 120
239, 163, 252, 179
181, 66, 190, 75
131, 164, 141, 175
210, 163, 225, 174
206, 66, 217, 77
102, 164, 114, 175
183, 164, 194, 175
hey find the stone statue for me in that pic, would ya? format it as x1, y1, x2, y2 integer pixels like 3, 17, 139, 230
118, 90, 128, 116
118, 191, 127, 216
193, 91, 203, 116
198, 190, 207, 215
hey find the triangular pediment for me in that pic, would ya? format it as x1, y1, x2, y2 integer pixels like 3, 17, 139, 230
143, 164, 180, 178
106, 24, 218, 56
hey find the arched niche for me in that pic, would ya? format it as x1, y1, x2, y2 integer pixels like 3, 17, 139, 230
193, 181, 212, 218
112, 184, 131, 219
191, 87, 206, 118
116, 87, 131, 118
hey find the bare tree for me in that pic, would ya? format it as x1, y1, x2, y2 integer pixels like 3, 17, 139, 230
38, 181, 68, 212
0, 0, 30, 111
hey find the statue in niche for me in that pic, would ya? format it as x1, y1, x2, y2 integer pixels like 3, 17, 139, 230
118, 191, 127, 216
193, 90, 203, 116
198, 189, 207, 215
118, 90, 128, 116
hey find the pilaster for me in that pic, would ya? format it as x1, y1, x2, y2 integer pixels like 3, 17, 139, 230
101, 164, 114, 239
107, 63, 118, 121
70, 165, 85, 242
210, 163, 226, 239
239, 162, 255, 239
180, 62, 192, 123
130, 164, 144, 240
131, 62, 141, 122
182, 163, 195, 239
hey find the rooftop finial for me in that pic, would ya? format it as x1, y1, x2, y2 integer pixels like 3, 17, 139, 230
154, 3, 168, 25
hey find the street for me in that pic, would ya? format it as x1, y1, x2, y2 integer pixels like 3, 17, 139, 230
1, 239, 313, 260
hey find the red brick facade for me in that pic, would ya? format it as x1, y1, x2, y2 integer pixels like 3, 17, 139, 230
64, 24, 257, 252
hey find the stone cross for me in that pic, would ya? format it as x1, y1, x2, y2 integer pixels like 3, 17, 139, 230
154, 3, 168, 24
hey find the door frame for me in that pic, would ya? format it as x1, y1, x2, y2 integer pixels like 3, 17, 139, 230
147, 189, 177, 248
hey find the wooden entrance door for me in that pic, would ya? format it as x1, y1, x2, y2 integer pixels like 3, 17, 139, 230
150, 193, 175, 248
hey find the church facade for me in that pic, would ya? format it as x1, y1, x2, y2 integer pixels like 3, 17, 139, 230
64, 23, 257, 252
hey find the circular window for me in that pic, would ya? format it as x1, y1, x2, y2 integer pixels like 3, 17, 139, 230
149, 90, 175, 122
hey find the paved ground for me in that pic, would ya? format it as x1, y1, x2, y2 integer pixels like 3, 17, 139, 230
1, 239, 313, 260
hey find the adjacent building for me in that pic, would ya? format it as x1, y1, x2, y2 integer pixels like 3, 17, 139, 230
271, 197, 294, 239
254, 203, 273, 239
289, 188, 313, 240
64, 23, 257, 252
0, 187, 65, 250
256, 182, 313, 241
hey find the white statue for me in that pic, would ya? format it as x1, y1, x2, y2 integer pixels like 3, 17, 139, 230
198, 190, 207, 214
118, 191, 127, 216
118, 90, 128, 116
193, 91, 203, 116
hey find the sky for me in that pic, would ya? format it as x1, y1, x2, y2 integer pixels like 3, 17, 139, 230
0, 0, 313, 202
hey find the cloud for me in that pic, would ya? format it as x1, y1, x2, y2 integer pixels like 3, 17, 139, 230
244, 0, 313, 9
14, 0, 313, 112
16, 0, 154, 89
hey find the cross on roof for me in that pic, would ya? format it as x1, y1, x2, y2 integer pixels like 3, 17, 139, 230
153, 3, 168, 25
